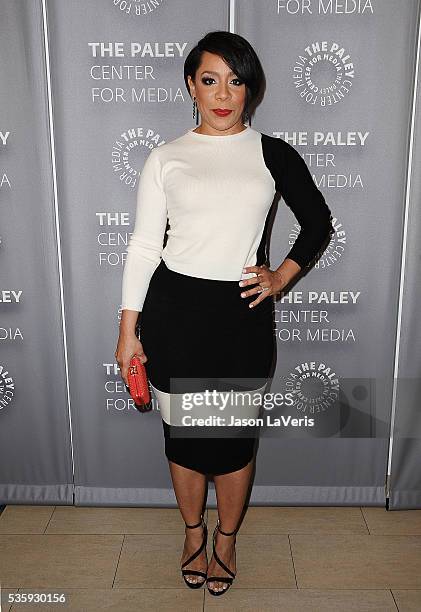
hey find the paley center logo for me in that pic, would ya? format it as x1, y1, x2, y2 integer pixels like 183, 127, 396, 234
111, 127, 165, 189
285, 360, 339, 415
293, 41, 355, 106
111, 0, 165, 16
0, 362, 15, 410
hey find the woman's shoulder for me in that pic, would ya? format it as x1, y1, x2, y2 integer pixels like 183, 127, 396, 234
260, 131, 298, 156
259, 131, 313, 193
146, 131, 190, 162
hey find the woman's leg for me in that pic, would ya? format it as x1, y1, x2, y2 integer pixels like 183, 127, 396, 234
168, 460, 208, 585
207, 457, 254, 592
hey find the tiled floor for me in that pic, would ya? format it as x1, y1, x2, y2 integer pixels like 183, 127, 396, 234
0, 505, 421, 611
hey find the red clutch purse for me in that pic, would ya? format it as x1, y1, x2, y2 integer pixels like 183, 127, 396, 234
127, 354, 151, 406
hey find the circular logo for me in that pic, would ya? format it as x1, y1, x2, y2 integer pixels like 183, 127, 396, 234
111, 0, 164, 16
0, 362, 15, 411
111, 127, 165, 189
293, 41, 355, 106
285, 360, 339, 414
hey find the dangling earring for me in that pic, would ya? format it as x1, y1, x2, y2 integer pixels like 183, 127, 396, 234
244, 109, 251, 126
192, 97, 199, 125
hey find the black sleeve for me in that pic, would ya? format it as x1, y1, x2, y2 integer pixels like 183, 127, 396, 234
278, 140, 334, 270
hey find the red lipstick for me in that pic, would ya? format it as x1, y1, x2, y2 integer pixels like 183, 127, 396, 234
212, 109, 233, 117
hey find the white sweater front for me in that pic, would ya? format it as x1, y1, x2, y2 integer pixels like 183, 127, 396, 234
121, 125, 276, 312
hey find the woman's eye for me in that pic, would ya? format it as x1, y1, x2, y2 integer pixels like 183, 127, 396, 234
201, 77, 243, 86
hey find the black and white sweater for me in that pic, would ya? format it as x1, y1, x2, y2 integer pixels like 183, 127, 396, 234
121, 125, 334, 312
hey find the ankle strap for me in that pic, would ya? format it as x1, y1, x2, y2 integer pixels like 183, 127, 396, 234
216, 518, 237, 536
185, 515, 204, 529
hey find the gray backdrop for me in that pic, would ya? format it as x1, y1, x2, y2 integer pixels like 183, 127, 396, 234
0, 0, 73, 504
0, 0, 420, 509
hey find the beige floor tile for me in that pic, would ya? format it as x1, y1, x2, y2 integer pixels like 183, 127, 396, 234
391, 589, 421, 611
45, 506, 202, 535
204, 588, 397, 611
0, 506, 55, 534
0, 534, 123, 589
9, 588, 203, 611
206, 532, 296, 589
208, 506, 368, 534
114, 533, 207, 589
115, 531, 295, 590
291, 534, 421, 589
362, 508, 421, 535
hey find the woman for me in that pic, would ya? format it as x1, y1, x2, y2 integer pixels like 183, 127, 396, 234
115, 30, 334, 596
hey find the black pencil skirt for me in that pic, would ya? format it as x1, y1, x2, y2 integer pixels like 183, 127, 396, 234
139, 259, 275, 476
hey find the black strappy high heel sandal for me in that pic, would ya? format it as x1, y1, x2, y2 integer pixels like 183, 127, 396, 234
180, 514, 208, 588
206, 518, 237, 596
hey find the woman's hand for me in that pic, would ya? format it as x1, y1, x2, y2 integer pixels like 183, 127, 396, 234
239, 264, 285, 308
115, 332, 147, 387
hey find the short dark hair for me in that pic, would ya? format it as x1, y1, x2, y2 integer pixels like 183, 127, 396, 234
184, 31, 265, 123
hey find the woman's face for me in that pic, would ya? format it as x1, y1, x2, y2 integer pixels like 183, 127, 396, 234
187, 51, 247, 135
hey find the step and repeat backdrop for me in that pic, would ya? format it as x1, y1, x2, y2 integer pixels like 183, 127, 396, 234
1, 0, 420, 509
